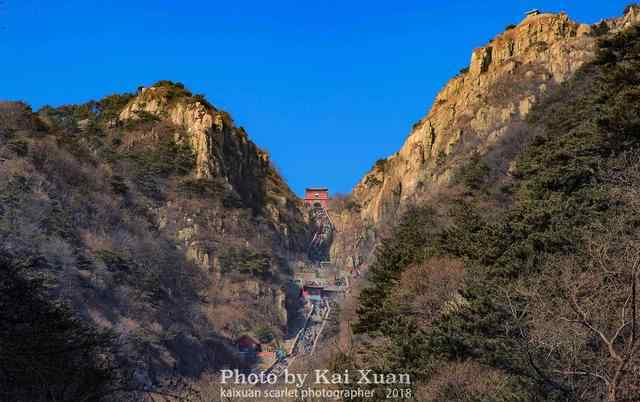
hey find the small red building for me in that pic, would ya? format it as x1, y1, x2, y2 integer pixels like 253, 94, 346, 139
304, 187, 329, 209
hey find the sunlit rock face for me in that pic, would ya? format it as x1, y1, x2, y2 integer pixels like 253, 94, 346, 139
119, 85, 308, 253
333, 8, 640, 265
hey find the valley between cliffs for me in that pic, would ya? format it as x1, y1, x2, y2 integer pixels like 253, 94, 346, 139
3, 5, 640, 402
0, 81, 312, 388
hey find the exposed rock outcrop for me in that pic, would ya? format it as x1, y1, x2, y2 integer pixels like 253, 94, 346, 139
120, 84, 308, 254
116, 83, 310, 347
353, 12, 594, 223
0, 83, 312, 382
121, 88, 225, 179
334, 8, 640, 264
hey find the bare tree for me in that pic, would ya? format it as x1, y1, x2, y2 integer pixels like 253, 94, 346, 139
508, 218, 640, 401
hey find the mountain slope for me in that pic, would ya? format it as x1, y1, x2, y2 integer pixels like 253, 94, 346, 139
347, 13, 640, 402
331, 7, 640, 270
0, 81, 309, 385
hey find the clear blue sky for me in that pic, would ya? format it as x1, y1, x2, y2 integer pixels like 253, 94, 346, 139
1, 1, 631, 195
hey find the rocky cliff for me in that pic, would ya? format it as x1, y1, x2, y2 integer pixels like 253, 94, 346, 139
116, 83, 308, 342
332, 8, 640, 267
0, 82, 309, 383
119, 83, 306, 252
348, 18, 640, 400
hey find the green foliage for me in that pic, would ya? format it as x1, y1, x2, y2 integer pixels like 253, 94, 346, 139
96, 249, 134, 284
145, 81, 217, 114
96, 249, 131, 271
374, 158, 387, 172
149, 81, 218, 112
591, 21, 611, 37
505, 23, 517, 30
364, 174, 382, 187
95, 93, 135, 123
144, 145, 186, 173
0, 252, 125, 402
192, 93, 207, 103
345, 199, 361, 212
453, 153, 491, 190
110, 175, 129, 195
129, 110, 161, 125
151, 80, 191, 101
459, 66, 470, 75
38, 105, 86, 132
126, 137, 195, 197
39, 91, 134, 131
176, 178, 247, 209
222, 189, 245, 209
355, 25, 640, 399
219, 246, 272, 278
625, 3, 640, 14
152, 80, 186, 91
177, 178, 226, 198
7, 138, 29, 156
355, 206, 438, 334
1, 83, 266, 382
254, 325, 274, 343
190, 93, 214, 110
41, 200, 78, 241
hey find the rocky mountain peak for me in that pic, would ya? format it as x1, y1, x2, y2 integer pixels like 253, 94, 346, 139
467, 12, 590, 77
327, 9, 640, 270
349, 10, 635, 225
118, 81, 294, 219
120, 82, 244, 179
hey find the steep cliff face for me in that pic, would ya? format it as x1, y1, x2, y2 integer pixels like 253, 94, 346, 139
119, 84, 306, 252
349, 20, 640, 401
117, 83, 308, 342
354, 12, 595, 223
332, 9, 640, 267
0, 82, 309, 382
